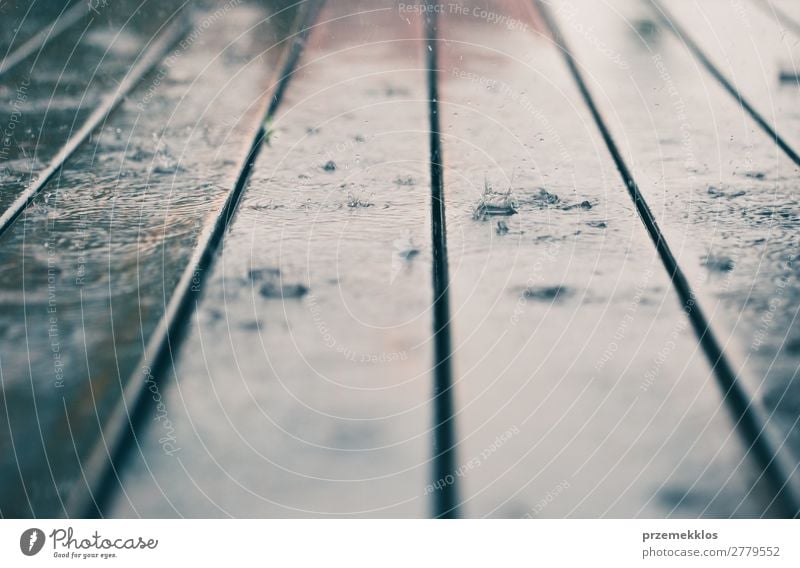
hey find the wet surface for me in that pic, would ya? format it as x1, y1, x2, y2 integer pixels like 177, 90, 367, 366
111, 0, 435, 518
1, 0, 799, 519
0, 0, 188, 212
660, 0, 800, 157
433, 0, 770, 518
0, 0, 83, 56
0, 2, 295, 517
557, 0, 800, 475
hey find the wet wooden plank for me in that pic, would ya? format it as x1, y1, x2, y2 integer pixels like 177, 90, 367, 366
0, 0, 84, 61
554, 0, 800, 482
656, 0, 800, 160
435, 0, 771, 517
110, 0, 435, 517
0, 4, 296, 517
0, 0, 186, 212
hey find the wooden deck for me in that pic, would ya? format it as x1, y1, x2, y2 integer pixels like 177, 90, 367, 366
0, 0, 799, 518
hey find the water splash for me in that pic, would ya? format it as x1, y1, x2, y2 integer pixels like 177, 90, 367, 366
473, 179, 518, 220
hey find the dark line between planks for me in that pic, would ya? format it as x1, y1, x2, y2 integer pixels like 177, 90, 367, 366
0, 12, 190, 239
534, 0, 800, 518
648, 0, 800, 168
424, 8, 461, 519
68, 0, 325, 518
0, 1, 89, 78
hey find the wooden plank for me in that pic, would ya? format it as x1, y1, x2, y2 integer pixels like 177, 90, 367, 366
555, 0, 800, 493
0, 0, 85, 64
0, 0, 186, 213
0, 3, 295, 517
110, 0, 435, 517
435, 0, 772, 517
654, 0, 800, 162
0, 1, 88, 78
